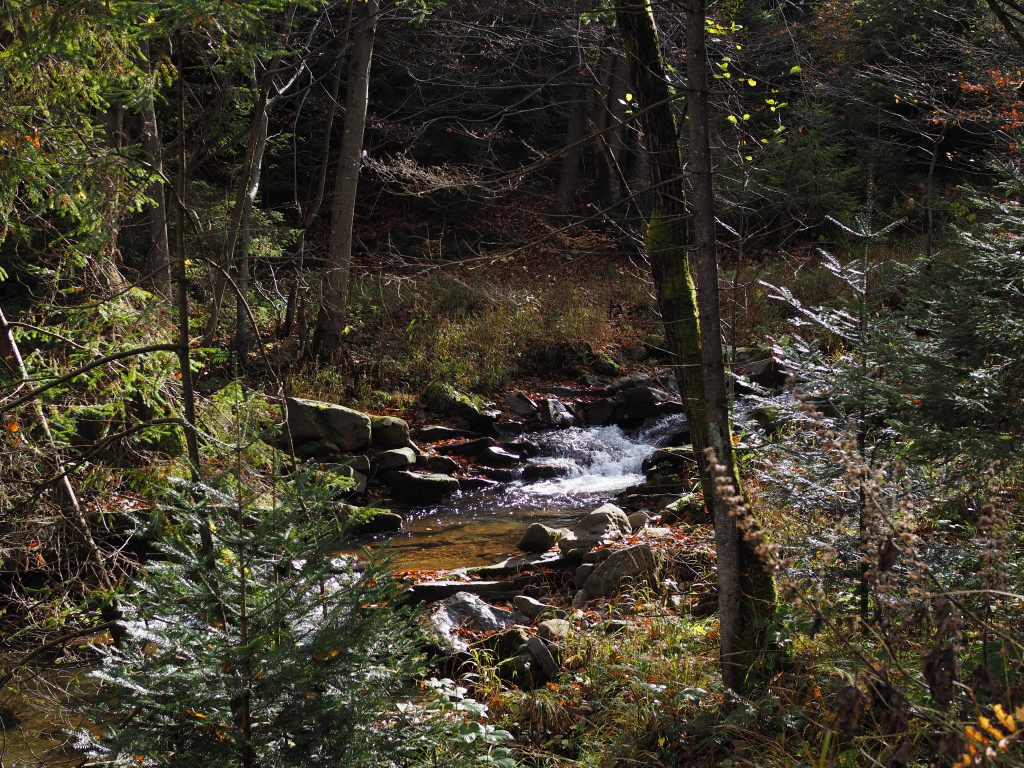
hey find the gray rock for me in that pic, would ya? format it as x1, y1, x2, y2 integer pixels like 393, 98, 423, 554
513, 595, 557, 619
437, 437, 496, 457
293, 439, 343, 460
613, 386, 676, 422
603, 619, 630, 635
592, 355, 621, 376
504, 391, 539, 418
324, 455, 372, 476
540, 398, 576, 428
660, 494, 708, 525
479, 446, 521, 468
526, 636, 560, 680
346, 507, 403, 535
573, 563, 595, 588
380, 471, 459, 502
458, 476, 499, 492
558, 503, 631, 555
429, 592, 524, 653
581, 544, 662, 599
623, 345, 650, 362
537, 618, 571, 642
370, 415, 412, 449
286, 397, 372, 452
628, 511, 651, 532
522, 463, 569, 481
503, 438, 540, 458
576, 397, 615, 426
736, 356, 788, 390
327, 465, 367, 495
517, 523, 571, 554
578, 503, 631, 536
643, 445, 697, 472
375, 447, 417, 472
422, 382, 501, 435
483, 467, 522, 483
423, 455, 460, 474
416, 424, 478, 442
609, 372, 655, 392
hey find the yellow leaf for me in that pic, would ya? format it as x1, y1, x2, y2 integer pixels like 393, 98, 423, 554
726, 115, 738, 124
747, 78, 757, 86
147, 14, 155, 23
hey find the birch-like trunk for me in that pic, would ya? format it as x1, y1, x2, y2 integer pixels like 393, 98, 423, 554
311, 0, 379, 361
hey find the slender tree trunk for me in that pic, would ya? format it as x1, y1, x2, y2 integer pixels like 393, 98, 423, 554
141, 41, 172, 298
281, 3, 352, 339
555, 74, 589, 213
604, 53, 630, 206
595, 52, 629, 205
175, 36, 202, 486
201, 76, 272, 354
311, 0, 379, 361
615, 0, 776, 692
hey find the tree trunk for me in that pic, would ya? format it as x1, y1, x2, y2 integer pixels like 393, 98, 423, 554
201, 75, 272, 355
175, 35, 202, 486
281, 2, 353, 339
684, 0, 776, 690
311, 0, 379, 361
614, 0, 776, 692
555, 74, 589, 213
141, 41, 172, 298
595, 52, 629, 205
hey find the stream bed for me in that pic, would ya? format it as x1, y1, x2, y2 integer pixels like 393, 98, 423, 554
361, 414, 688, 570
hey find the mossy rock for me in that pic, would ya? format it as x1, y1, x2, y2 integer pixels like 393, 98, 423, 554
660, 494, 709, 525
421, 382, 499, 435
343, 505, 403, 536
369, 414, 411, 449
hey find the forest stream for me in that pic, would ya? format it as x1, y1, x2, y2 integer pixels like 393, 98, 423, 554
363, 414, 689, 571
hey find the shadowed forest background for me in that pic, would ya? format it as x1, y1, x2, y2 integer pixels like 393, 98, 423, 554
2, 1, 1024, 766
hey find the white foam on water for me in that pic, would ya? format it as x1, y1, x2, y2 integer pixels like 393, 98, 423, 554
521, 413, 687, 497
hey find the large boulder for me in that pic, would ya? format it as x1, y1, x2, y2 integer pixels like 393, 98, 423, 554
379, 471, 460, 502
374, 447, 417, 473
641, 445, 697, 474
558, 503, 631, 555
286, 397, 371, 452
613, 386, 683, 422
539, 398, 576, 428
517, 523, 571, 554
575, 397, 615, 426
579, 544, 662, 601
428, 592, 525, 653
369, 415, 411, 449
504, 391, 539, 418
423, 382, 500, 436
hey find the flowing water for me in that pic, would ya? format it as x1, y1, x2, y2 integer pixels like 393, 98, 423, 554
364, 414, 688, 570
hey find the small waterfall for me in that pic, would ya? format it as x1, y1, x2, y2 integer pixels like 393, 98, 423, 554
521, 413, 688, 496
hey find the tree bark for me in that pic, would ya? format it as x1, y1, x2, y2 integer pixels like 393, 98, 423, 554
175, 35, 202, 485
555, 73, 589, 213
614, 0, 776, 692
281, 2, 353, 339
141, 41, 172, 298
311, 0, 379, 361
201, 74, 272, 355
